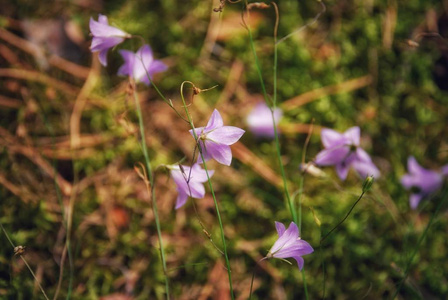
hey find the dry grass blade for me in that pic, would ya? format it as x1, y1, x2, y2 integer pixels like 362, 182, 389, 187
281, 75, 372, 109
0, 68, 79, 96
0, 28, 90, 79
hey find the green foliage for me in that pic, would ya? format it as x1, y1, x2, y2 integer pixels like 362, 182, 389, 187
1, 0, 448, 299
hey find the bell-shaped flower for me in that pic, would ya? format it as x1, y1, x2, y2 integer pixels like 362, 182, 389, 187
401, 157, 445, 209
190, 109, 245, 166
89, 14, 131, 66
246, 102, 283, 138
118, 44, 167, 85
314, 126, 380, 180
267, 221, 314, 270
170, 164, 214, 209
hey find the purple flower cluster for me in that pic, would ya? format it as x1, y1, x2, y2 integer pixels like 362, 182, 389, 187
315, 127, 380, 180
89, 14, 167, 84
401, 157, 448, 209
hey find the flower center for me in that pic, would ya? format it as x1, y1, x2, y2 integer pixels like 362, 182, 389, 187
410, 186, 422, 194
349, 144, 357, 152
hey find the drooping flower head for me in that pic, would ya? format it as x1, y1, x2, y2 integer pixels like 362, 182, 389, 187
267, 222, 314, 270
170, 164, 214, 209
190, 109, 245, 166
246, 102, 283, 138
89, 14, 131, 66
118, 44, 167, 85
401, 157, 445, 209
314, 127, 380, 180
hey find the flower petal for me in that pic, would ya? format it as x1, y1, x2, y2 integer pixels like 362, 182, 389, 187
202, 142, 232, 166
352, 159, 380, 179
410, 193, 423, 210
275, 221, 286, 237
336, 163, 350, 180
343, 126, 360, 146
315, 146, 350, 166
117, 50, 136, 76
89, 16, 128, 38
321, 128, 345, 148
205, 109, 224, 131
175, 190, 189, 209
206, 126, 245, 145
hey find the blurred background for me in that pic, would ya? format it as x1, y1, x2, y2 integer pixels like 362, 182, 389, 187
1, 0, 448, 299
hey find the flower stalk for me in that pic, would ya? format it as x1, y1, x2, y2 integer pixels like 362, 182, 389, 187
180, 81, 235, 300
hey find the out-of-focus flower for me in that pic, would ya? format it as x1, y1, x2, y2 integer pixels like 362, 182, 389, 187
267, 222, 314, 270
401, 157, 444, 209
89, 14, 131, 66
190, 109, 245, 166
246, 102, 282, 138
314, 127, 380, 180
170, 164, 214, 209
118, 44, 167, 85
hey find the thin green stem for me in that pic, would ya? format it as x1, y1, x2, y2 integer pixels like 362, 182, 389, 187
180, 81, 234, 300
321, 190, 366, 243
132, 87, 170, 299
244, 2, 308, 297
0, 222, 50, 300
391, 189, 448, 299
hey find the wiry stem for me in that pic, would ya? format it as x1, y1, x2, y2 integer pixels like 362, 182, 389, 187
391, 189, 448, 299
0, 222, 50, 300
132, 85, 170, 299
180, 81, 235, 300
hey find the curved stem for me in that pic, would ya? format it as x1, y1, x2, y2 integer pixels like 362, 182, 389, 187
320, 190, 366, 243
180, 81, 235, 300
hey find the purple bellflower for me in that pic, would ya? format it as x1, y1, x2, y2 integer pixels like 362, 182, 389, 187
267, 222, 314, 270
401, 157, 445, 209
190, 109, 245, 166
89, 14, 131, 66
118, 44, 167, 85
170, 164, 214, 209
314, 126, 380, 180
246, 102, 283, 138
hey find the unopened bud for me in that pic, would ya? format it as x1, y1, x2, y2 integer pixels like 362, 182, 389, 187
362, 175, 374, 192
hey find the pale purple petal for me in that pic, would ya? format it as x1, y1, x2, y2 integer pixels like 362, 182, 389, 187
442, 164, 448, 176
343, 126, 360, 146
89, 16, 128, 38
269, 222, 299, 254
352, 159, 380, 179
409, 193, 423, 210
293, 256, 305, 270
205, 109, 224, 131
321, 128, 345, 148
275, 221, 286, 237
91, 36, 124, 52
189, 164, 214, 182
175, 190, 189, 209
148, 60, 168, 75
355, 148, 372, 163
117, 50, 136, 76
400, 174, 414, 189
187, 181, 206, 198
206, 126, 245, 145
197, 142, 213, 164
98, 14, 108, 24
336, 163, 350, 180
98, 49, 109, 67
315, 146, 350, 166
408, 156, 422, 174
274, 240, 314, 259
202, 142, 232, 166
